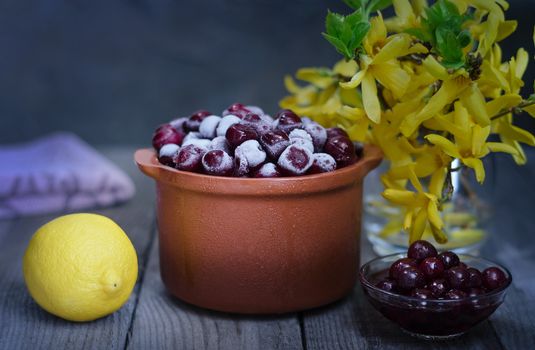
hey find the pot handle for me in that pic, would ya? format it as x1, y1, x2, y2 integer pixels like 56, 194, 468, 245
134, 148, 165, 180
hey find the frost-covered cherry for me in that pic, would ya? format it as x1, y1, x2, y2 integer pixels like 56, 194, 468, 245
199, 115, 222, 139
216, 114, 241, 137
326, 127, 349, 138
226, 124, 258, 149
241, 113, 272, 134
210, 136, 231, 154
277, 145, 314, 175
234, 140, 266, 168
304, 123, 328, 152
175, 144, 206, 172
324, 136, 357, 167
308, 153, 337, 174
246, 105, 264, 115
301, 116, 313, 125
223, 103, 251, 118
182, 138, 212, 150
158, 144, 180, 167
234, 152, 250, 177
202, 150, 234, 176
253, 163, 282, 178
183, 131, 201, 144
152, 124, 185, 150
169, 117, 188, 132
259, 130, 290, 160
274, 109, 302, 133
290, 138, 314, 153
184, 110, 212, 132
288, 129, 314, 153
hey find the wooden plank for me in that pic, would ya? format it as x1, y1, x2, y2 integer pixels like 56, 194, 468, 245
0, 147, 156, 350
126, 236, 304, 350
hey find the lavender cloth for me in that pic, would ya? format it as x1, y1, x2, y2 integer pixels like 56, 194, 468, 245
0, 132, 135, 220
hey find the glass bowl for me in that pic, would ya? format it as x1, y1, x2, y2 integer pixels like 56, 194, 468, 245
359, 253, 512, 340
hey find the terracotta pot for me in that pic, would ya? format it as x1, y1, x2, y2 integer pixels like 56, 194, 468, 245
135, 145, 382, 314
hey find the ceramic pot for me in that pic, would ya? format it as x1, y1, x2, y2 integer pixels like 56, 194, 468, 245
135, 145, 382, 314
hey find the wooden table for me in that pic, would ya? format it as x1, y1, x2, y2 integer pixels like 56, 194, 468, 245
1, 146, 534, 349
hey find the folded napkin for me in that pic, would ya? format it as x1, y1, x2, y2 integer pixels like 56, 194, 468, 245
0, 132, 135, 220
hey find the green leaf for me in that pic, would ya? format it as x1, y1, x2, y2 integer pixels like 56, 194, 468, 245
325, 11, 345, 38
348, 21, 371, 52
457, 30, 471, 48
405, 28, 432, 43
368, 0, 393, 12
345, 8, 366, 27
343, 0, 367, 10
322, 33, 353, 59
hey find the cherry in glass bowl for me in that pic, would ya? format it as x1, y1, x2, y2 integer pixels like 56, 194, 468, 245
359, 253, 512, 340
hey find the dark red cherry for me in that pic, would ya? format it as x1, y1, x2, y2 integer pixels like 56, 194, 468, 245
152, 124, 185, 150
201, 150, 234, 176
275, 109, 302, 133
303, 123, 327, 152
445, 266, 470, 290
277, 145, 314, 175
259, 130, 290, 160
241, 113, 272, 134
225, 124, 258, 149
467, 288, 485, 297
326, 127, 349, 138
419, 257, 445, 280
445, 289, 468, 300
223, 102, 250, 118
308, 153, 337, 174
407, 240, 438, 261
397, 267, 426, 290
184, 110, 212, 132
174, 144, 206, 172
438, 251, 460, 269
323, 136, 357, 167
428, 278, 448, 298
376, 279, 397, 293
389, 258, 418, 280
466, 268, 483, 288
482, 267, 507, 290
411, 288, 433, 300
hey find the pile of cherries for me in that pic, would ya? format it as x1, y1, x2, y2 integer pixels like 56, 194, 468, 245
151, 103, 363, 177
376, 240, 508, 300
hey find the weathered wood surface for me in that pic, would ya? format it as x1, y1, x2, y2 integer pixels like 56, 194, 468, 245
0, 147, 534, 349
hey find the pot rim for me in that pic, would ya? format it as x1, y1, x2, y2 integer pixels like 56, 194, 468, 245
134, 145, 382, 196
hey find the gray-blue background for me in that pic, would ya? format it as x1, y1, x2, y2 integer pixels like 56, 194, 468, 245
1, 0, 534, 146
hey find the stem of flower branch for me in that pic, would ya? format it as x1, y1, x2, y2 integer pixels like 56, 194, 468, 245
490, 100, 535, 120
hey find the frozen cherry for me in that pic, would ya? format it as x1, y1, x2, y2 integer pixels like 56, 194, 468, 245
253, 163, 282, 178
467, 268, 483, 288
199, 115, 222, 139
411, 288, 433, 300
419, 257, 445, 280
223, 102, 251, 118
445, 289, 467, 300
169, 117, 188, 132
289, 129, 314, 153
397, 267, 426, 290
152, 124, 185, 150
226, 124, 258, 149
326, 127, 349, 138
216, 114, 241, 137
467, 288, 485, 297
210, 136, 231, 154
184, 110, 212, 132
259, 130, 290, 160
389, 258, 418, 280
407, 240, 438, 261
245, 105, 264, 116
323, 136, 357, 167
234, 152, 250, 177
234, 140, 266, 168
304, 122, 327, 152
277, 145, 314, 176
482, 267, 507, 290
158, 144, 180, 167
308, 153, 337, 174
428, 278, 448, 298
438, 251, 460, 269
175, 144, 206, 172
445, 266, 470, 290
274, 109, 302, 133
241, 113, 272, 134
182, 138, 212, 150
376, 279, 397, 293
202, 150, 234, 176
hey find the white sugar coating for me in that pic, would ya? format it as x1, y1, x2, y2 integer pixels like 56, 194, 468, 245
216, 114, 241, 136
169, 117, 188, 131
290, 138, 314, 153
159, 143, 180, 157
256, 162, 278, 176
176, 145, 206, 168
199, 115, 222, 139
289, 128, 313, 142
202, 150, 233, 173
313, 153, 337, 172
234, 153, 249, 177
183, 131, 201, 143
301, 116, 313, 125
278, 145, 314, 175
304, 122, 328, 151
235, 140, 266, 167
261, 114, 274, 123
181, 138, 211, 150
246, 105, 264, 115
209, 136, 231, 153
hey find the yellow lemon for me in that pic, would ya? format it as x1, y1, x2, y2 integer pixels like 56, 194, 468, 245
23, 213, 138, 322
